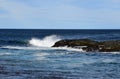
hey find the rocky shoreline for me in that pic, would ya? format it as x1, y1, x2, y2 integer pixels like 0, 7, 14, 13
52, 39, 120, 52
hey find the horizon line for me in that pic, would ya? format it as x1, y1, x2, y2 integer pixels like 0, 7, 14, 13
0, 28, 120, 30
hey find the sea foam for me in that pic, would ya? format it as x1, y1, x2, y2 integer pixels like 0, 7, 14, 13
29, 35, 61, 47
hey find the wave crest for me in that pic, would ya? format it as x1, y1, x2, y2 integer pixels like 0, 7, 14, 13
29, 35, 61, 47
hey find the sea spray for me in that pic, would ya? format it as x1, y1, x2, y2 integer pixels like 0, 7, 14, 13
29, 35, 61, 47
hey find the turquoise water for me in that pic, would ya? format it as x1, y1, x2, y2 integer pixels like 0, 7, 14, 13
0, 29, 120, 79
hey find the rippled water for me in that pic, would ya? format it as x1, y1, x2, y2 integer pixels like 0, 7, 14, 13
0, 29, 120, 79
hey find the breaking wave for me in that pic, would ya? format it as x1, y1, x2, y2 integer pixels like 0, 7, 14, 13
0, 46, 84, 52
0, 46, 120, 54
0, 35, 120, 54
29, 35, 61, 47
0, 35, 61, 47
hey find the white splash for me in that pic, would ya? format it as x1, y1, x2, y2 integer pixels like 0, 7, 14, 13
0, 46, 85, 52
52, 46, 85, 52
101, 52, 120, 54
29, 35, 61, 47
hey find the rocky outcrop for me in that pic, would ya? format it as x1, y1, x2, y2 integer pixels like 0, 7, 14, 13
52, 39, 120, 52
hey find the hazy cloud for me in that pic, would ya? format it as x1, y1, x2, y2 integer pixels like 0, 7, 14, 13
0, 0, 120, 29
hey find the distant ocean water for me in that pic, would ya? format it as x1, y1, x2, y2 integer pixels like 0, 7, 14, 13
0, 29, 120, 79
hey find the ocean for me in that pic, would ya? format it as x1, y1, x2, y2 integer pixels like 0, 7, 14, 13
0, 29, 120, 79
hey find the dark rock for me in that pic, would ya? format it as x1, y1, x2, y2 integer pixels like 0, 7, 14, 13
52, 39, 120, 52
53, 39, 98, 47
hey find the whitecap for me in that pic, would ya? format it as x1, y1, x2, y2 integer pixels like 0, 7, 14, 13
101, 52, 120, 54
29, 35, 61, 47
52, 46, 85, 52
0, 45, 85, 53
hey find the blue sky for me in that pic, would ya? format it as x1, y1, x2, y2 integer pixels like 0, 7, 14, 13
0, 0, 120, 29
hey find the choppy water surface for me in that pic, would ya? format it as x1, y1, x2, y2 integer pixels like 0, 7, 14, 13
0, 29, 120, 79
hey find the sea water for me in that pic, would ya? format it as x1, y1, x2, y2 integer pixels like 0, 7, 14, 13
0, 29, 120, 79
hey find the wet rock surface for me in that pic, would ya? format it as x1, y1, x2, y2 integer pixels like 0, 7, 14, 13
52, 39, 120, 52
